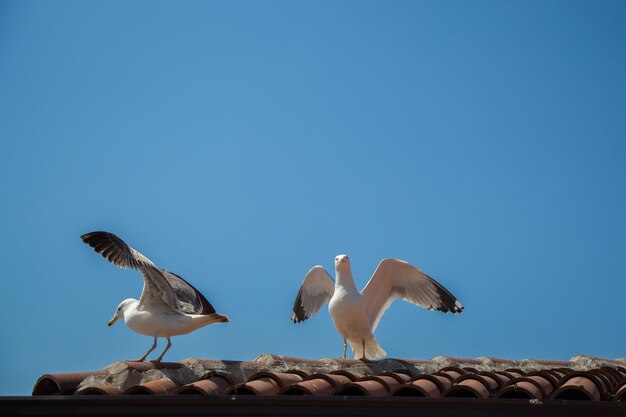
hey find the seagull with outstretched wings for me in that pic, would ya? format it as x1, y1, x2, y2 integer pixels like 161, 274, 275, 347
81, 231, 229, 362
292, 255, 463, 359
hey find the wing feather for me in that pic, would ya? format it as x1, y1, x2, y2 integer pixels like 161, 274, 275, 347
160, 269, 216, 315
291, 266, 335, 323
81, 231, 181, 312
361, 259, 463, 332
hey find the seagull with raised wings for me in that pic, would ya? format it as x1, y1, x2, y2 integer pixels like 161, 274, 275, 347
291, 255, 463, 360
81, 231, 229, 362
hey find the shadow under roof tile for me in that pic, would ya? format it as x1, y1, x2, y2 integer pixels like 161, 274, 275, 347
552, 374, 603, 401
615, 382, 626, 402
226, 378, 280, 396
496, 380, 545, 400
332, 379, 388, 397
445, 378, 491, 399
497, 374, 556, 400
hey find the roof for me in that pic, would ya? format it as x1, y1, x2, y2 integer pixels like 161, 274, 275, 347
4, 354, 626, 416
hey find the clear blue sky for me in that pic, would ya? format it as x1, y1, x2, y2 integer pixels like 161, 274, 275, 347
1, 1, 625, 395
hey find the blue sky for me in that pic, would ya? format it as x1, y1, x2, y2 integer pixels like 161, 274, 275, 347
1, 1, 625, 395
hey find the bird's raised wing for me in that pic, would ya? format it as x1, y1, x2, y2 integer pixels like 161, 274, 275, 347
361, 259, 463, 332
160, 269, 216, 315
291, 266, 335, 323
81, 231, 181, 312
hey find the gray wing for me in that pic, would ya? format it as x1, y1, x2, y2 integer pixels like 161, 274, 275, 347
291, 266, 335, 323
160, 269, 216, 315
361, 259, 463, 332
81, 231, 181, 312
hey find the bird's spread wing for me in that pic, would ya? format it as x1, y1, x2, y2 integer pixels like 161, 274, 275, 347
361, 259, 463, 332
160, 269, 216, 315
291, 266, 335, 323
81, 231, 181, 312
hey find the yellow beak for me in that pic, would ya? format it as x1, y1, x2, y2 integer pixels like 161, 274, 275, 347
108, 315, 120, 327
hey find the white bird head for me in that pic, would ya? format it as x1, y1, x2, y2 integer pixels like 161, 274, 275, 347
108, 298, 136, 327
334, 254, 351, 270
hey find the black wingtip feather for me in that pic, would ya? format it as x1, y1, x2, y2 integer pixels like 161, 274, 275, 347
291, 287, 309, 324
80, 231, 140, 269
424, 272, 464, 314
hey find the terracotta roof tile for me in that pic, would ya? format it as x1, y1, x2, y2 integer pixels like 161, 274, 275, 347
175, 375, 231, 395
29, 354, 626, 405
124, 378, 179, 395
225, 371, 305, 395
497, 375, 555, 399
332, 379, 387, 396
615, 381, 626, 401
552, 374, 603, 401
279, 376, 335, 396
380, 371, 412, 384
33, 371, 107, 395
390, 375, 449, 397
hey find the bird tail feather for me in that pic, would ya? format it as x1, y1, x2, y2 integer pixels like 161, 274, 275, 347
202, 313, 229, 324
349, 335, 387, 360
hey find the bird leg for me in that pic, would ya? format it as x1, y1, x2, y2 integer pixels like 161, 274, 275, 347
131, 337, 157, 362
360, 338, 366, 360
153, 337, 172, 362
343, 339, 347, 359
